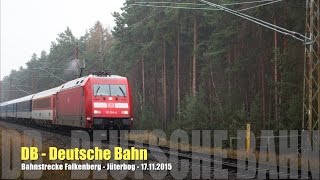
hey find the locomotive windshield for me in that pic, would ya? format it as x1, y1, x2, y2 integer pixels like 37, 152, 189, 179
93, 84, 127, 96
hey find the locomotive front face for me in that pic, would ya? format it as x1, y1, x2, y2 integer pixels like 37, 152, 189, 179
89, 77, 133, 130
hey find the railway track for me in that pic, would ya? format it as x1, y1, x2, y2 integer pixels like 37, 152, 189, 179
0, 119, 316, 179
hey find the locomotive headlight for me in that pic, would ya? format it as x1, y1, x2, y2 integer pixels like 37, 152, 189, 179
121, 110, 128, 114
94, 110, 101, 114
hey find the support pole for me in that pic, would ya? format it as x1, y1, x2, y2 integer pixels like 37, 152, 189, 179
303, 0, 320, 131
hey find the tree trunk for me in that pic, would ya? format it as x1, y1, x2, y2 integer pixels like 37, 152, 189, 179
173, 45, 177, 119
260, 56, 266, 129
192, 13, 197, 96
163, 40, 167, 130
154, 63, 158, 118
210, 62, 223, 114
141, 55, 145, 107
228, 50, 232, 100
274, 17, 279, 128
245, 93, 250, 121
177, 24, 181, 121
209, 77, 213, 127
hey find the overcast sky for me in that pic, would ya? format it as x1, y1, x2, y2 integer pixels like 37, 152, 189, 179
0, 0, 125, 80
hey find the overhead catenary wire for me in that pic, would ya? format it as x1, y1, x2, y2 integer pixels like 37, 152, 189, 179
197, 0, 311, 43
135, 0, 277, 6
30, 67, 66, 82
123, 0, 181, 37
10, 84, 31, 95
130, 4, 220, 11
237, 0, 283, 11
199, 0, 307, 41
1, 80, 32, 95
131, 0, 283, 12
110, 0, 182, 73
122, 0, 290, 78
221, 0, 278, 6
122, 0, 309, 44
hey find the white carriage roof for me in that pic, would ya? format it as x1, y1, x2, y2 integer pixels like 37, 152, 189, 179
0, 102, 8, 106
1, 99, 19, 106
33, 86, 62, 99
60, 75, 92, 91
8, 94, 35, 104
31, 75, 91, 98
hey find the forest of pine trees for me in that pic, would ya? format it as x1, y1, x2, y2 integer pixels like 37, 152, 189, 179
0, 0, 306, 135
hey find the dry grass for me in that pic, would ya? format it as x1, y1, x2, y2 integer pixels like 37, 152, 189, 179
128, 131, 227, 154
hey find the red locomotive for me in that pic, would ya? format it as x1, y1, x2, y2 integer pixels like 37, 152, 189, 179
0, 73, 134, 130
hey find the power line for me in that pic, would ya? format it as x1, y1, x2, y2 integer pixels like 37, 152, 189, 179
131, 0, 282, 12
32, 67, 67, 82
133, 0, 280, 12
82, 59, 101, 73
198, 0, 310, 43
222, 0, 278, 6
131, 4, 220, 11
238, 0, 282, 11
123, 0, 181, 36
135, 0, 277, 6
123, 0, 292, 75
110, 0, 182, 72
10, 84, 31, 95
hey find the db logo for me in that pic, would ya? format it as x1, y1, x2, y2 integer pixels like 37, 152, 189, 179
21, 147, 39, 160
108, 103, 115, 108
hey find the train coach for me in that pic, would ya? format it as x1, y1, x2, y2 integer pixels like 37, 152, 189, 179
15, 94, 34, 120
4, 99, 17, 118
0, 95, 34, 120
0, 73, 134, 130
0, 101, 8, 118
32, 86, 60, 126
